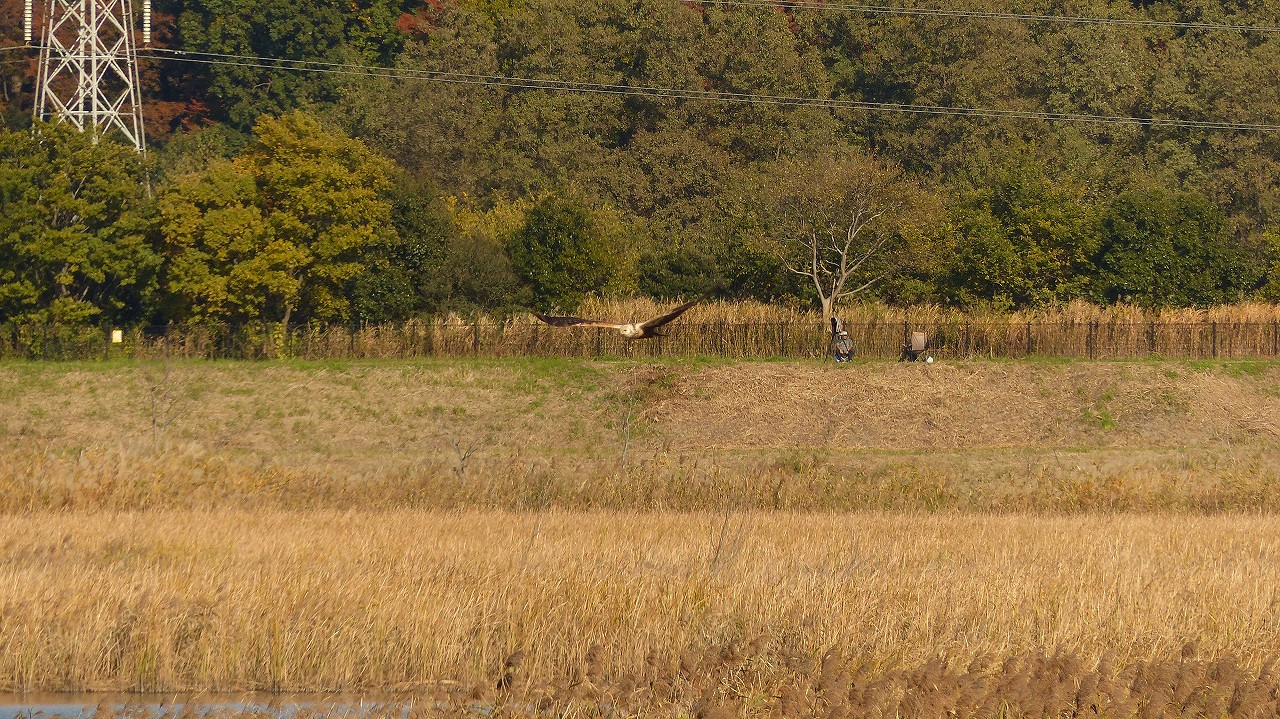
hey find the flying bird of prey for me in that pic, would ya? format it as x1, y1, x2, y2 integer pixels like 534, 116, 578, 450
532, 300, 698, 339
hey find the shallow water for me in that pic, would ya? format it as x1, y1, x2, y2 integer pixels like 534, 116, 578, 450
0, 694, 415, 719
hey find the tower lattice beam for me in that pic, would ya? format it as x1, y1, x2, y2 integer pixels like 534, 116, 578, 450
35, 0, 146, 151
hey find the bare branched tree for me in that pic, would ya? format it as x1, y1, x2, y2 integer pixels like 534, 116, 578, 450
789, 197, 893, 324
772, 152, 917, 325
447, 435, 480, 477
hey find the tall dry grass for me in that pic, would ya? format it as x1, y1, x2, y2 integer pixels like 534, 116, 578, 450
17, 651, 1280, 718
6, 440, 1280, 513
581, 298, 1280, 326
13, 300, 1280, 360
5, 359, 1280, 715
3, 511, 1280, 702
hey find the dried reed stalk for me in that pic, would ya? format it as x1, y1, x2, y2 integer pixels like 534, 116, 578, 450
2, 511, 1280, 701
11, 300, 1280, 360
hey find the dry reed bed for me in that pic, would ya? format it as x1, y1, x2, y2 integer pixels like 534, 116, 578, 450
18, 652, 1280, 719
6, 441, 1280, 512
15, 300, 1280, 361
576, 299, 1280, 326
2, 511, 1280, 707
17, 649, 1280, 718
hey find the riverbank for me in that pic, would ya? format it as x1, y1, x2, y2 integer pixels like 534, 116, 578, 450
2, 357, 1279, 511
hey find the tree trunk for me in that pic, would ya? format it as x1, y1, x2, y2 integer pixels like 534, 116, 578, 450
275, 305, 293, 359
820, 296, 836, 328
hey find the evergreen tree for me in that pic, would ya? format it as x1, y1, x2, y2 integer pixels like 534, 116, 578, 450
0, 124, 160, 324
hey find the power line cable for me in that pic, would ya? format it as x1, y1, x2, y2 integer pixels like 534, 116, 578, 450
698, 0, 1280, 34
140, 47, 1280, 132
0, 45, 34, 53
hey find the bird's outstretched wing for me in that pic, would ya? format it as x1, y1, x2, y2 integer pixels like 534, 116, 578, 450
640, 300, 699, 330
532, 312, 622, 330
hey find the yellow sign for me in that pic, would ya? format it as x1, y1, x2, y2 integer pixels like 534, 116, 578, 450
111, 329, 123, 344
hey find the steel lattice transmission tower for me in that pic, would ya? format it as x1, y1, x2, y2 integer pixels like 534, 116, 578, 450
32, 0, 149, 151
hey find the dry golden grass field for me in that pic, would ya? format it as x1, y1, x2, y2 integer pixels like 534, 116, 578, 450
5, 512, 1280, 717
5, 357, 1280, 717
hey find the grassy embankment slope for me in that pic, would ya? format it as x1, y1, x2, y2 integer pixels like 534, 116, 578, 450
4, 357, 1280, 715
2, 357, 1279, 510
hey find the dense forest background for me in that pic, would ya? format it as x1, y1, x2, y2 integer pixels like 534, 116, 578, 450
2, 0, 1280, 326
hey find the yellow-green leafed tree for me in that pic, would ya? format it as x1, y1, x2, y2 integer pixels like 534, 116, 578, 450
0, 123, 160, 325
158, 111, 396, 325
